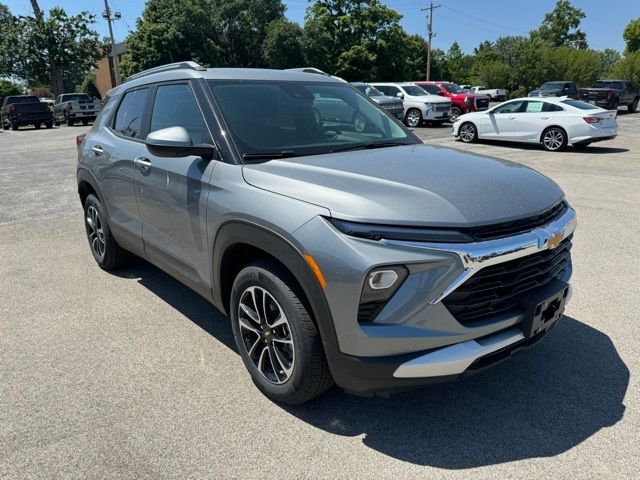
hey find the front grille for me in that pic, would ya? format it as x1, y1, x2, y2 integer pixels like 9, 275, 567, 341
443, 236, 572, 324
382, 105, 403, 114
358, 301, 386, 323
466, 201, 568, 241
434, 105, 451, 112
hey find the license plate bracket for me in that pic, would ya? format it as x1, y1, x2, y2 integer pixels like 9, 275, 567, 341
519, 280, 569, 338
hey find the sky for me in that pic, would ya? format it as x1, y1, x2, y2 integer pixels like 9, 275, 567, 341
4, 0, 639, 53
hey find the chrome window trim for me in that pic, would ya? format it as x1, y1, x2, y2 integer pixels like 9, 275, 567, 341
380, 207, 577, 304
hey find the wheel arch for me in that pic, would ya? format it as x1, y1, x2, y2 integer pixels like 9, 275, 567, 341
539, 124, 567, 143
77, 168, 109, 217
212, 221, 338, 348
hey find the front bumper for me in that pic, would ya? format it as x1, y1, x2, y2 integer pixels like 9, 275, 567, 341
423, 106, 451, 120
294, 207, 576, 395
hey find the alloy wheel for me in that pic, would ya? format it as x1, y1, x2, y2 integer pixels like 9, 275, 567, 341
86, 205, 105, 259
238, 286, 295, 384
459, 123, 476, 142
543, 129, 564, 151
405, 109, 421, 127
449, 107, 462, 122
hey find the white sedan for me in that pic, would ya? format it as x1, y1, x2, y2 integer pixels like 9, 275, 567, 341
452, 97, 618, 151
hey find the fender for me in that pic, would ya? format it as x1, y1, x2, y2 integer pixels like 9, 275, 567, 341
212, 220, 339, 348
77, 167, 110, 218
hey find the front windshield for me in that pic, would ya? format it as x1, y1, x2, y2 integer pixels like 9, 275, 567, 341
402, 85, 428, 96
540, 82, 564, 90
208, 80, 416, 159
442, 83, 464, 94
65, 94, 91, 101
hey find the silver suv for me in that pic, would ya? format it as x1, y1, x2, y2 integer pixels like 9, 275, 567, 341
77, 62, 576, 404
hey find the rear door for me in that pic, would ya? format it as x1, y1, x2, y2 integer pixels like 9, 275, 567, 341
88, 87, 149, 249
134, 81, 217, 290
513, 100, 564, 141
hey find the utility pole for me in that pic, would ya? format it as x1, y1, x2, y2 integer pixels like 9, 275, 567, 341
422, 2, 440, 81
102, 0, 122, 86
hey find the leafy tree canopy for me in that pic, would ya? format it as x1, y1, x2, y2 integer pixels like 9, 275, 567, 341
531, 0, 587, 49
623, 18, 640, 54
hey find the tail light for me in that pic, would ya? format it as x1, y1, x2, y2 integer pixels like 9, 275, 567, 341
76, 134, 86, 150
48, 106, 53, 113
8, 105, 16, 116
607, 91, 612, 100
583, 116, 601, 124
67, 101, 73, 111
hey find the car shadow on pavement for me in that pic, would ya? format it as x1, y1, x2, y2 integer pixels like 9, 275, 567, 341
110, 262, 628, 469
471, 140, 629, 154
286, 316, 628, 469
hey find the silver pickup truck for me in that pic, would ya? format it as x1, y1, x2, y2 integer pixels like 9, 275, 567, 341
54, 93, 102, 126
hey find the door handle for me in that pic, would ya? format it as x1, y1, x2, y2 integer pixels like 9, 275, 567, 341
508, 116, 516, 120
540, 116, 549, 120
91, 145, 103, 156
134, 156, 152, 171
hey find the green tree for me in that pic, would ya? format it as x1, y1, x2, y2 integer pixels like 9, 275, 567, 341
549, 47, 602, 86
611, 50, 640, 84
531, 0, 587, 49
121, 0, 221, 76
261, 19, 305, 69
0, 79, 22, 103
494, 36, 526, 67
79, 73, 101, 99
598, 48, 622, 77
474, 61, 511, 88
445, 42, 473, 83
212, 0, 286, 67
13, 1, 102, 95
623, 18, 640, 54
0, 4, 20, 76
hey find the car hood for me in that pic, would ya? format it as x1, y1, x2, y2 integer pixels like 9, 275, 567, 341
372, 96, 403, 106
242, 144, 564, 227
406, 94, 451, 104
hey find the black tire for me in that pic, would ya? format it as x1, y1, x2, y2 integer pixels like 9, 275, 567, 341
230, 260, 333, 405
404, 108, 422, 128
2, 122, 9, 130
628, 97, 639, 112
541, 127, 567, 152
449, 106, 462, 122
609, 100, 619, 111
34, 122, 41, 129
81, 119, 88, 126
458, 122, 478, 143
11, 122, 18, 131
65, 111, 74, 127
83, 194, 130, 270
45, 122, 53, 129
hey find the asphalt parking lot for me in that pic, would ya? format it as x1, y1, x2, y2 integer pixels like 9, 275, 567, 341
1, 114, 639, 479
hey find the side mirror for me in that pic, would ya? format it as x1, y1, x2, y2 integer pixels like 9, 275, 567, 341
396, 92, 404, 98
145, 126, 215, 160
437, 91, 445, 96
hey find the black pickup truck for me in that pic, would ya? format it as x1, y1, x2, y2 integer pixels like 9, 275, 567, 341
1, 95, 54, 130
578, 80, 639, 111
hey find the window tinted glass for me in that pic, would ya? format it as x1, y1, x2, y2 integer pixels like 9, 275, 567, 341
543, 103, 564, 112
493, 101, 524, 114
442, 83, 464, 93
63, 94, 91, 102
7, 96, 40, 104
422, 84, 440, 94
593, 80, 623, 90
208, 80, 415, 158
561, 99, 598, 110
150, 84, 206, 144
113, 88, 148, 139
402, 85, 428, 96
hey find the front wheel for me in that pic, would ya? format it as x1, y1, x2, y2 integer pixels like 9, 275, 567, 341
83, 194, 130, 269
230, 261, 333, 404
404, 108, 422, 128
449, 106, 462, 122
45, 122, 53, 129
458, 122, 478, 143
541, 127, 567, 152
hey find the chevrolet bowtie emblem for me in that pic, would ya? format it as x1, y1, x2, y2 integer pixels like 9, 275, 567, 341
547, 232, 563, 250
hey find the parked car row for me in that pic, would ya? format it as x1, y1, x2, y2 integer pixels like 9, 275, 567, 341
527, 79, 639, 111
0, 93, 101, 130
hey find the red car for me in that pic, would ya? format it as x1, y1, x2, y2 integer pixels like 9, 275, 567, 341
416, 81, 490, 121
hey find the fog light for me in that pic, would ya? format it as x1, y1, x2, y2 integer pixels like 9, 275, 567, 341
368, 270, 399, 290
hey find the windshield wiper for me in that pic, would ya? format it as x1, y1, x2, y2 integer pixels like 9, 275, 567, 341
242, 150, 297, 161
329, 141, 410, 153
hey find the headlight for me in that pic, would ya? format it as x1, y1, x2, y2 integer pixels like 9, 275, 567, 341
464, 97, 473, 105
424, 102, 433, 108
328, 217, 473, 243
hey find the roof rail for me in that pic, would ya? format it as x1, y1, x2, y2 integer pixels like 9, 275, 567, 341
125, 61, 206, 82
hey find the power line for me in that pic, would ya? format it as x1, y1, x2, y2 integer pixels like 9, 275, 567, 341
439, 4, 529, 36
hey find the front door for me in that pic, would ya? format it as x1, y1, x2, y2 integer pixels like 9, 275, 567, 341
134, 82, 217, 290
482, 100, 524, 139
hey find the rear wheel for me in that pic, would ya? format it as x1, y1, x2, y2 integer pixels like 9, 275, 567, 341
64, 111, 74, 126
34, 122, 41, 129
81, 119, 88, 126
83, 194, 130, 270
11, 122, 18, 131
541, 127, 567, 152
230, 261, 333, 404
404, 108, 422, 128
45, 122, 53, 129
609, 100, 619, 111
458, 122, 478, 143
628, 97, 638, 112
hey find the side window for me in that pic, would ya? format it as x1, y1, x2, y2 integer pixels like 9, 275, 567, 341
113, 88, 149, 139
375, 85, 389, 95
493, 101, 524, 114
387, 86, 401, 96
424, 85, 440, 95
150, 83, 206, 144
524, 101, 544, 112
543, 103, 564, 112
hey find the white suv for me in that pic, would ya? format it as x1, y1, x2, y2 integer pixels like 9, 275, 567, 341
370, 82, 452, 127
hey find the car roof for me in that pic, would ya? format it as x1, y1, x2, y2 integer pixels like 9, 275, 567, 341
109, 66, 345, 97
370, 82, 417, 87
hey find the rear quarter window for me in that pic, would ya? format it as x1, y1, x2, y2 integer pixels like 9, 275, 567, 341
561, 99, 598, 110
